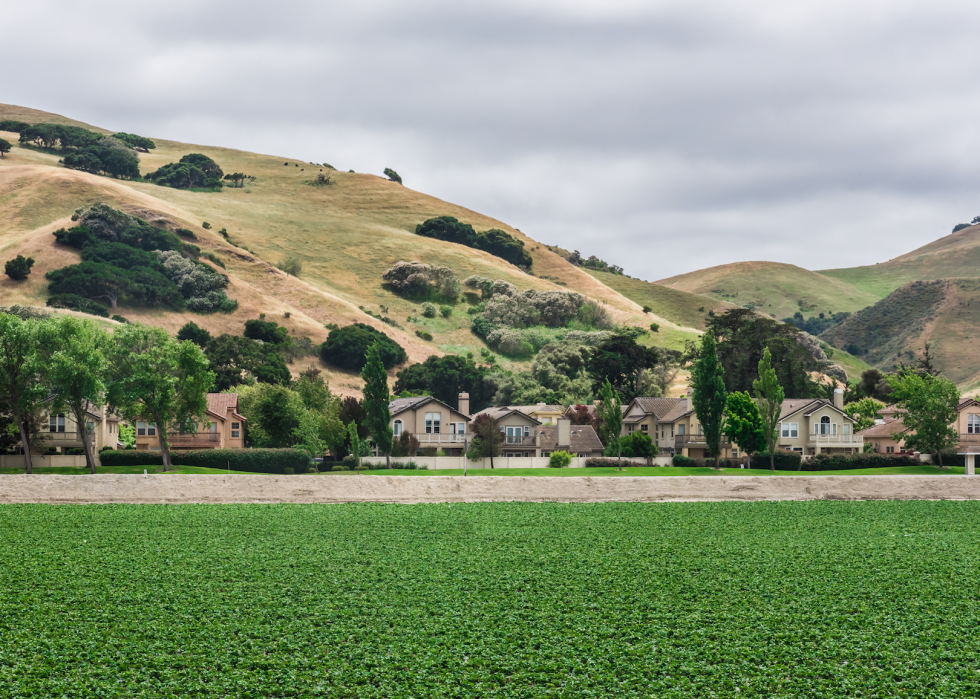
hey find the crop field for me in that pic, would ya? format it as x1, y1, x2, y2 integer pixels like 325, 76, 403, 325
2, 501, 980, 697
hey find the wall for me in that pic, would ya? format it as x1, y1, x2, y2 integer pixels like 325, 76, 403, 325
361, 456, 673, 469
0, 454, 101, 468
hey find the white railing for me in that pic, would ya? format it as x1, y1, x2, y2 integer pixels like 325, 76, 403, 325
416, 433, 468, 444
505, 435, 533, 445
809, 434, 863, 445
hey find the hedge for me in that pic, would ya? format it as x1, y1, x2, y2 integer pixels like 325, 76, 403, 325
801, 453, 921, 471
584, 457, 645, 468
100, 448, 310, 474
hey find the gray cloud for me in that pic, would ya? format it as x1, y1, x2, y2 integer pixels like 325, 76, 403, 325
8, 0, 980, 277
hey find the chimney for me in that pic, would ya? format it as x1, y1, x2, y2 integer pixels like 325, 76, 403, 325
685, 391, 692, 413
833, 388, 844, 410
558, 418, 571, 449
458, 392, 470, 416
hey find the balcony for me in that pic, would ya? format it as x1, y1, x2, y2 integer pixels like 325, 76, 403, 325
416, 433, 468, 444
504, 435, 534, 446
43, 431, 83, 445
674, 435, 730, 449
167, 432, 220, 446
808, 434, 863, 446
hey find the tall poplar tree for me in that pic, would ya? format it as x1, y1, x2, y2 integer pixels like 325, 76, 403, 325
0, 313, 48, 474
754, 347, 785, 472
361, 342, 393, 467
598, 379, 624, 469
692, 329, 727, 469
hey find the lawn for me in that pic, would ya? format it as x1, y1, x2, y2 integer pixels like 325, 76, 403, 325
2, 501, 979, 696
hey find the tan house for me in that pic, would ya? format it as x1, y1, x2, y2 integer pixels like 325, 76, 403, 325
507, 403, 565, 425
618, 396, 738, 459
389, 393, 471, 456
135, 393, 246, 452
857, 418, 908, 454
39, 403, 121, 454
774, 391, 863, 456
472, 406, 605, 458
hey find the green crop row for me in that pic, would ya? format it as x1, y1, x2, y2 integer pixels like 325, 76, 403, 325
1, 501, 979, 696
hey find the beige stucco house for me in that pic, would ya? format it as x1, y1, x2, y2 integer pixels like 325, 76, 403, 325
857, 418, 908, 454
862, 397, 980, 455
774, 391, 863, 456
388, 394, 471, 456
39, 403, 121, 454
472, 406, 605, 458
135, 393, 246, 452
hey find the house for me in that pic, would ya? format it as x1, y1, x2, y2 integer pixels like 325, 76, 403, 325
508, 403, 565, 425
857, 418, 908, 454
388, 393, 471, 456
472, 405, 605, 458
39, 403, 121, 454
772, 390, 863, 456
134, 393, 246, 452
617, 396, 737, 459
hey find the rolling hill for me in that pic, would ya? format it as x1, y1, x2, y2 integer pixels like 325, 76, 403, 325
656, 261, 879, 322
0, 103, 721, 395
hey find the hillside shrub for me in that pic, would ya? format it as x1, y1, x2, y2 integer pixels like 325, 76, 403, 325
320, 323, 407, 370
0, 120, 30, 132
45, 294, 110, 317
113, 133, 155, 151
415, 330, 433, 341
422, 302, 437, 318
440, 305, 452, 318
52, 225, 95, 248
384, 167, 402, 184
549, 450, 572, 468
62, 137, 141, 179
277, 256, 302, 276
382, 261, 460, 300
4, 255, 34, 280
100, 448, 309, 473
146, 154, 224, 190
416, 216, 532, 268
156, 250, 237, 313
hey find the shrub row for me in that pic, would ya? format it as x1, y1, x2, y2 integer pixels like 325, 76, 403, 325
100, 448, 310, 474
585, 457, 646, 468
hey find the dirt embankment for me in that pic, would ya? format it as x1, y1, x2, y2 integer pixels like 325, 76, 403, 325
1, 475, 979, 504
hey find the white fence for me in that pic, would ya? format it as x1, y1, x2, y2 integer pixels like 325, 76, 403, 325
0, 454, 100, 469
361, 456, 673, 470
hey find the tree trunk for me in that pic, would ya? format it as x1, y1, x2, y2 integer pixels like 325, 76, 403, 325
157, 418, 172, 471
386, 453, 390, 469
635, 367, 645, 395
770, 452, 775, 471
74, 406, 97, 474
18, 416, 33, 474
936, 451, 944, 468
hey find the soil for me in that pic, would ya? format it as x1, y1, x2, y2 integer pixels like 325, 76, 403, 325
0, 474, 978, 504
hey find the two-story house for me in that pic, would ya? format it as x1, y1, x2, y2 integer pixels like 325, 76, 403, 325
40, 402, 121, 454
388, 393, 471, 456
774, 390, 863, 456
862, 397, 980, 455
135, 393, 246, 452
471, 406, 605, 458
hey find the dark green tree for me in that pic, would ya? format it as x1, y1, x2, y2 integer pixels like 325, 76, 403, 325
393, 354, 492, 412
176, 321, 212, 348
383, 168, 402, 184
468, 413, 503, 468
692, 329, 727, 469
588, 328, 667, 401
598, 379, 624, 469
722, 391, 766, 468
112, 133, 156, 152
0, 138, 10, 158
244, 319, 289, 345
888, 372, 960, 466
320, 323, 406, 371
362, 343, 394, 467
223, 172, 253, 187
620, 431, 657, 461
4, 255, 34, 280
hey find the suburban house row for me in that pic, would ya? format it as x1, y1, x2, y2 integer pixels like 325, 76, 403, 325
858, 397, 980, 456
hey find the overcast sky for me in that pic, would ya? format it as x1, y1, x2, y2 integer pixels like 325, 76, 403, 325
7, 0, 980, 278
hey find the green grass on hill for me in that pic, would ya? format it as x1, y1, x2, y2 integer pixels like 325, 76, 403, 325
657, 261, 879, 321
3, 501, 980, 696
583, 269, 731, 329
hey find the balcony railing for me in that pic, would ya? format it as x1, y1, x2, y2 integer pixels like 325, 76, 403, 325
958, 433, 980, 443
416, 433, 468, 444
44, 431, 83, 444
505, 435, 534, 446
808, 434, 863, 445
167, 432, 220, 444
674, 435, 730, 448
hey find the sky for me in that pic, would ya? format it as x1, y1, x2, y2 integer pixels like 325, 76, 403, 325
7, 0, 980, 279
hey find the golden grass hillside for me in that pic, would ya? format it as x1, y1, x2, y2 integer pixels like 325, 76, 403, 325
0, 103, 710, 395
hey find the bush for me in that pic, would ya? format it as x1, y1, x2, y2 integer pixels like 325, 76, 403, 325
384, 167, 402, 184
4, 255, 34, 280
549, 450, 572, 468
111, 315, 129, 323
113, 133, 155, 151
440, 305, 452, 318
321, 323, 407, 371
283, 466, 295, 475
156, 250, 237, 313
355, 463, 370, 471
146, 154, 224, 190
802, 453, 921, 472
642, 305, 652, 313
650, 323, 659, 332
585, 457, 645, 468
672, 454, 698, 468
416, 216, 532, 268
755, 451, 804, 471
331, 464, 346, 471
278, 256, 302, 276
390, 461, 421, 470
62, 137, 140, 179
100, 448, 310, 473
382, 261, 460, 300
422, 302, 437, 318
46, 294, 110, 317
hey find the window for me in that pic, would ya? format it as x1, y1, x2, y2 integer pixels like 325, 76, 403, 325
780, 423, 799, 438
843, 424, 850, 435
49, 414, 66, 433
641, 424, 648, 433
524, 425, 530, 436
231, 422, 241, 439
670, 426, 674, 438
819, 416, 831, 435
425, 413, 440, 434
886, 446, 895, 454
678, 424, 685, 436
542, 451, 550, 457
393, 419, 403, 436
523, 452, 530, 458
970, 415, 980, 434
86, 421, 94, 434
147, 423, 156, 437
137, 421, 147, 436
732, 448, 739, 458
577, 452, 586, 457
697, 423, 703, 435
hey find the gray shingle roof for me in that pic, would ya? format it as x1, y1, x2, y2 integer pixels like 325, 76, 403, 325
536, 424, 605, 453
388, 396, 434, 416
